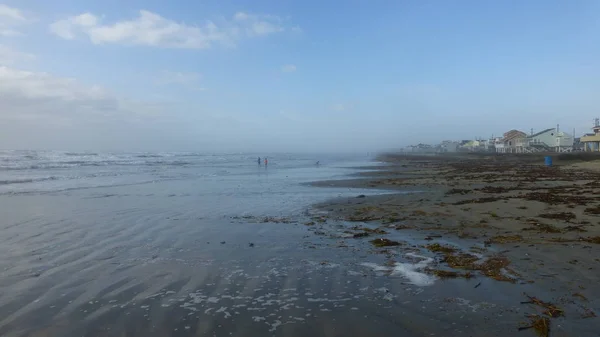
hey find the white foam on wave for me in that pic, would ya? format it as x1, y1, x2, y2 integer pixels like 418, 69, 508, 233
361, 253, 436, 286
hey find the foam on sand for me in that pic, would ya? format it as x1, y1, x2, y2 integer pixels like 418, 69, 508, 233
361, 253, 436, 286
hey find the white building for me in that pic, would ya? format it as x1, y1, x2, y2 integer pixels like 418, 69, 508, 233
439, 141, 459, 152
527, 128, 573, 152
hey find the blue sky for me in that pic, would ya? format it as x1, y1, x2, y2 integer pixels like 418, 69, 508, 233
0, 0, 599, 152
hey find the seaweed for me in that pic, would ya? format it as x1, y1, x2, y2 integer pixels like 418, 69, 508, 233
538, 212, 576, 222
426, 243, 457, 253
547, 237, 574, 243
350, 226, 388, 234
485, 235, 523, 244
440, 252, 515, 282
572, 293, 588, 301
453, 197, 504, 205
478, 256, 514, 282
352, 232, 370, 238
584, 205, 600, 215
445, 188, 471, 195
428, 269, 474, 279
444, 253, 480, 269
388, 224, 413, 230
584, 236, 600, 244
522, 222, 561, 234
522, 294, 564, 318
522, 192, 591, 205
262, 217, 294, 223
478, 186, 515, 193
458, 231, 478, 239
381, 217, 406, 224
518, 293, 566, 336
430, 269, 459, 278
346, 215, 383, 222
370, 238, 401, 247
519, 315, 550, 337
346, 206, 386, 222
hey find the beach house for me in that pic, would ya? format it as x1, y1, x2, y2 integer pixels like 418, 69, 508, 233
526, 127, 573, 152
580, 119, 600, 152
479, 138, 496, 152
460, 140, 481, 152
439, 141, 459, 153
495, 130, 527, 153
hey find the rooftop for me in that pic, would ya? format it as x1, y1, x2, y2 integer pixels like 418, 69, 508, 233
527, 128, 554, 138
502, 130, 526, 141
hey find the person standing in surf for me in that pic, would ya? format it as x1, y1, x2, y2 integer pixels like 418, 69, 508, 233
258, 157, 261, 165
264, 157, 268, 166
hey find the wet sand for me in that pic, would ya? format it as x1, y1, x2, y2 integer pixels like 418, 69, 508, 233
1, 153, 400, 337
2, 152, 599, 337
309, 153, 600, 337
0, 195, 521, 337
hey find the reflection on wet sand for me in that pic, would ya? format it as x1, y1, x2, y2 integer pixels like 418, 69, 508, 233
6, 152, 600, 337
0, 203, 522, 337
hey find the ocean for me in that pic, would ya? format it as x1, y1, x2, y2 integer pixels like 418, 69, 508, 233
0, 150, 413, 337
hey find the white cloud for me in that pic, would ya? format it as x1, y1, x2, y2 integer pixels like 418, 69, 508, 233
0, 66, 111, 103
0, 66, 192, 150
0, 65, 165, 128
0, 29, 21, 37
0, 66, 185, 124
72, 12, 98, 27
49, 20, 75, 39
281, 64, 296, 73
0, 4, 25, 21
0, 4, 28, 37
49, 12, 98, 40
50, 10, 292, 49
233, 12, 284, 37
0, 45, 35, 65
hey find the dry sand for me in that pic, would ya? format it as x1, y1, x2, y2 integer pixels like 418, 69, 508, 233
308, 153, 600, 336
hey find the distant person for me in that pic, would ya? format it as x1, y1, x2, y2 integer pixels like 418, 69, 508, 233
264, 158, 268, 166
316, 161, 320, 166
258, 157, 261, 165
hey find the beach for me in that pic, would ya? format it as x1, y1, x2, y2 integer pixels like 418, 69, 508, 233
311, 153, 600, 336
1, 151, 598, 337
0, 151, 388, 337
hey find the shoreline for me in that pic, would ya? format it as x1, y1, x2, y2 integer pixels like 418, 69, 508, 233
2, 152, 599, 337
306, 152, 600, 336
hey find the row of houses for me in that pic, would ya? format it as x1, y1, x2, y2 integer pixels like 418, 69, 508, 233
402, 123, 596, 154
495, 120, 600, 153
494, 127, 574, 154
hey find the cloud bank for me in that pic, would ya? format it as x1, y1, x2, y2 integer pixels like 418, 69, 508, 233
50, 10, 290, 49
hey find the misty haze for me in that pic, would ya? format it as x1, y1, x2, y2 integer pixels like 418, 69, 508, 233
1, 1, 599, 337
